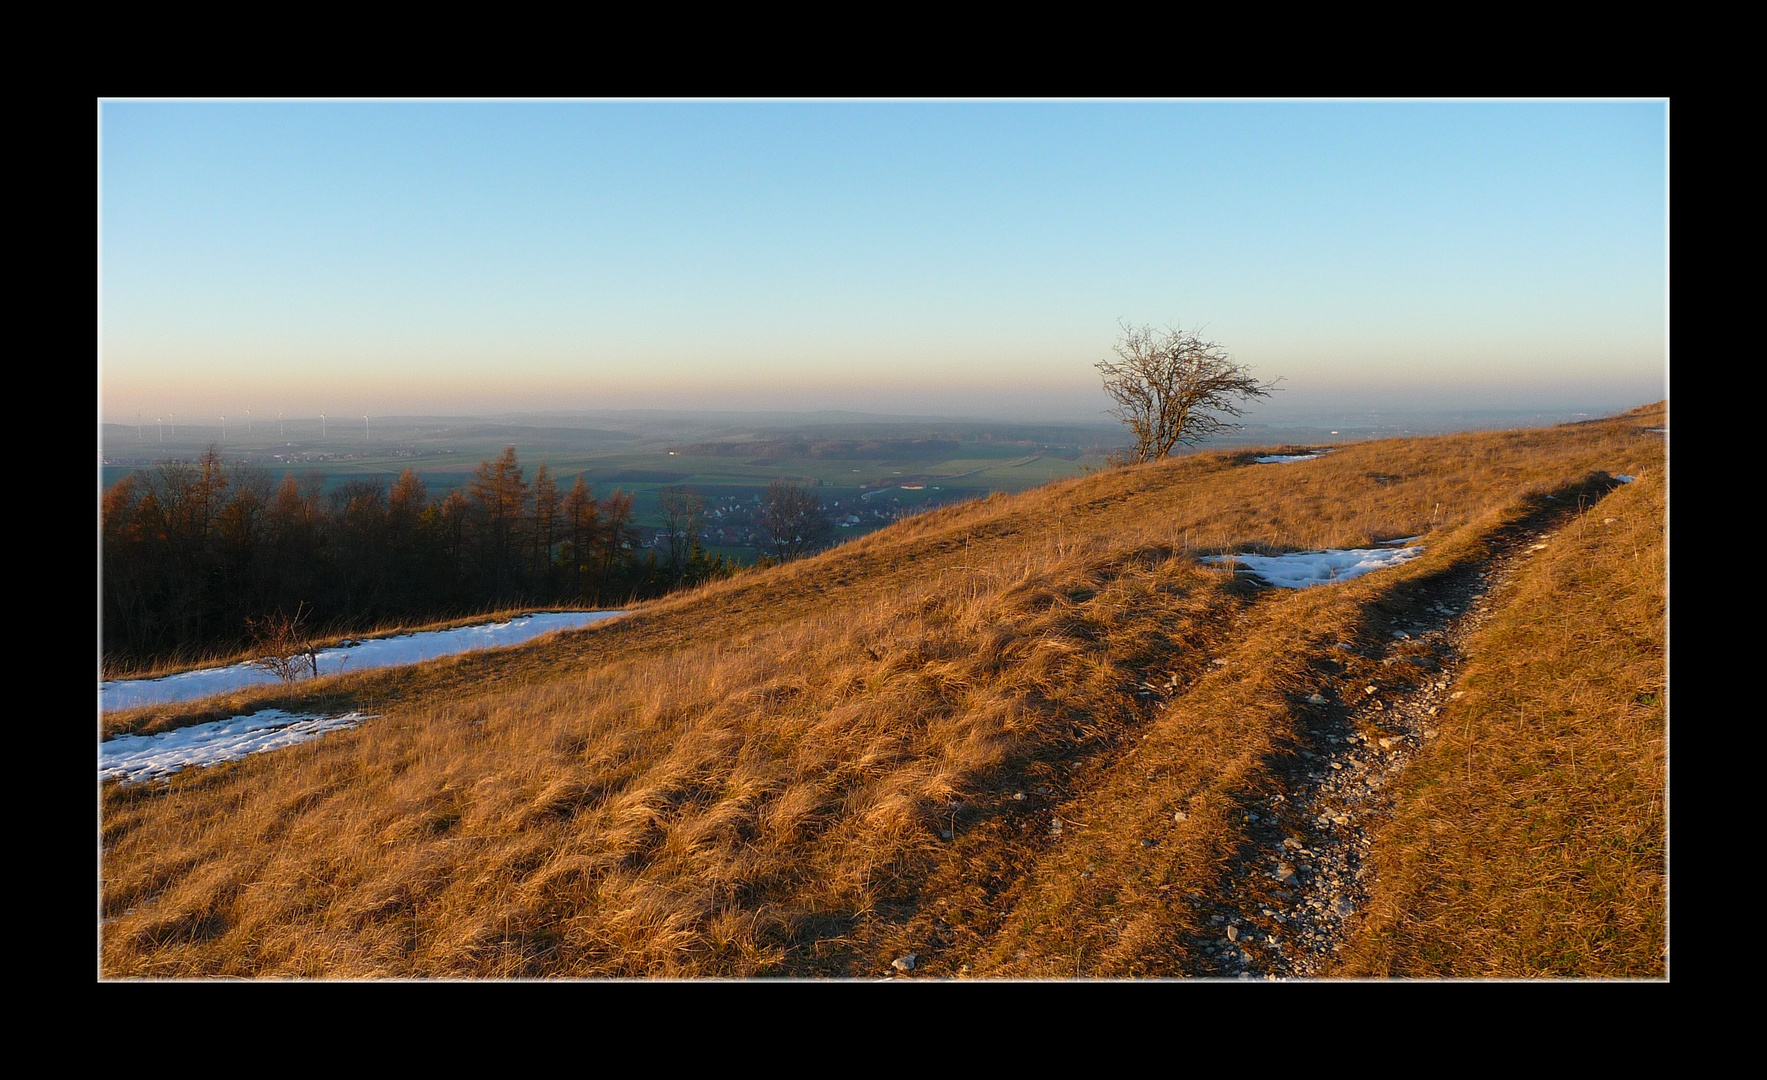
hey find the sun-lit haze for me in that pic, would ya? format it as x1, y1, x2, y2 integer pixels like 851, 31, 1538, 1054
99, 100, 1667, 426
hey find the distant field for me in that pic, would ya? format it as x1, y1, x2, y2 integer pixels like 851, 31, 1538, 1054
98, 415, 1134, 547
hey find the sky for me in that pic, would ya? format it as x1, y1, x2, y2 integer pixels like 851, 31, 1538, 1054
98, 100, 1668, 425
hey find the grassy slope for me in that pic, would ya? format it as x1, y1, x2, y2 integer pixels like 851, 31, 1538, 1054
1335, 467, 1666, 977
100, 405, 1665, 977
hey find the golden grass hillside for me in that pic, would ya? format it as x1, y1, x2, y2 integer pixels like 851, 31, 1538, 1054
100, 403, 1665, 977
1335, 467, 1666, 977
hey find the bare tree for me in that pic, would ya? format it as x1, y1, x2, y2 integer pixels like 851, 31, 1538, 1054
1096, 322, 1279, 464
657, 485, 706, 580
756, 480, 830, 561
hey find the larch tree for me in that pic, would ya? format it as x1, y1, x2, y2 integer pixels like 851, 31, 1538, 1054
597, 489, 635, 602
532, 462, 559, 586
468, 445, 529, 596
386, 469, 431, 609
563, 475, 600, 601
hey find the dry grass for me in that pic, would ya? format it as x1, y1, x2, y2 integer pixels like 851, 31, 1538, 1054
100, 404, 1666, 977
1334, 463, 1666, 978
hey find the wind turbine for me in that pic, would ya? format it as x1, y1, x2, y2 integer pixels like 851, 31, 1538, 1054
157, 417, 163, 443
220, 415, 226, 441
321, 413, 327, 438
136, 411, 142, 441
279, 411, 284, 438
169, 413, 175, 438
364, 414, 370, 441
246, 409, 252, 435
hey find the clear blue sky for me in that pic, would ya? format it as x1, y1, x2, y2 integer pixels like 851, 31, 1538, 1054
99, 99, 1667, 423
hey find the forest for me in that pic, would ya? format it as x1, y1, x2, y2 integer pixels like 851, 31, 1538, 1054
100, 445, 734, 669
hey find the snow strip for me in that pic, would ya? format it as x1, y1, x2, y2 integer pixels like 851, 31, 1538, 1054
101, 610, 626, 712
1254, 451, 1329, 464
100, 709, 372, 785
1614, 475, 1636, 483
1203, 546, 1424, 589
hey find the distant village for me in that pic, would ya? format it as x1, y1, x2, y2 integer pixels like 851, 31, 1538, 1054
633, 488, 953, 555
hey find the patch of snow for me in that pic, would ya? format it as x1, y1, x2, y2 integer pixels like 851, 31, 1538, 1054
1614, 475, 1637, 483
1253, 451, 1330, 464
1644, 428, 1666, 434
100, 709, 372, 785
1378, 535, 1423, 546
1202, 546, 1424, 589
101, 610, 626, 712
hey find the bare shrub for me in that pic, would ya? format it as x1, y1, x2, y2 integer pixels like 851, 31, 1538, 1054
247, 603, 320, 684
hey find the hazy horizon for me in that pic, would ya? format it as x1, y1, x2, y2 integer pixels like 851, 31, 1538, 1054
99, 100, 1668, 426
98, 396, 1657, 459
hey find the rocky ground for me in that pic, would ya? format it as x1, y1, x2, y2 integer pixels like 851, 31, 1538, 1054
1181, 500, 1591, 979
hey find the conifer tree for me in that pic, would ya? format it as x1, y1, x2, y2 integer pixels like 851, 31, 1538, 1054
438, 489, 472, 586
386, 469, 431, 609
598, 489, 635, 603
532, 462, 559, 588
388, 469, 428, 527
563, 475, 599, 601
214, 465, 272, 626
468, 446, 528, 598
192, 444, 229, 547
102, 475, 152, 655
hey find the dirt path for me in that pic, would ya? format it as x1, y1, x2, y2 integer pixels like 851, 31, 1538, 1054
1182, 489, 1612, 978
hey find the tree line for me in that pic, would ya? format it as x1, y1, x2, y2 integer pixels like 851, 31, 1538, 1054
101, 444, 735, 667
